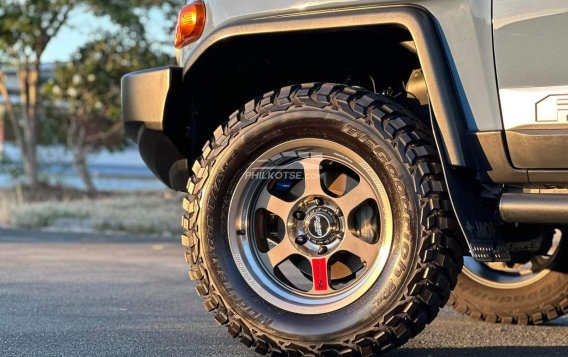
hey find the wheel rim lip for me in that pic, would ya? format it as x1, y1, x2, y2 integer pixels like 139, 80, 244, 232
227, 138, 394, 314
462, 257, 551, 289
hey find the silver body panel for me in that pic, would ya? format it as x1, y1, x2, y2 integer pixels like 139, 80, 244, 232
494, 0, 568, 89
500, 88, 568, 130
494, 0, 568, 169
494, 0, 568, 130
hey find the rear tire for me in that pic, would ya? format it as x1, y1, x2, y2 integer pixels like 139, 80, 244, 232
182, 83, 461, 355
450, 229, 568, 325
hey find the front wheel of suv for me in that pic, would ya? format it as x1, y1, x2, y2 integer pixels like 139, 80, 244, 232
181, 83, 461, 356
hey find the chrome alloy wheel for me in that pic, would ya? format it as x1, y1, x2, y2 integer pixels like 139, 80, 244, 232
227, 139, 393, 314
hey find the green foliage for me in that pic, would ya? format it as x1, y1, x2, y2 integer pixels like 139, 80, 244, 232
0, 0, 182, 61
0, 153, 23, 181
0, 0, 184, 186
43, 35, 172, 153
87, 0, 182, 34
0, 1, 70, 61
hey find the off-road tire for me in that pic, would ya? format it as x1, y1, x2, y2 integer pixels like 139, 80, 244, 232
181, 83, 462, 356
450, 232, 568, 325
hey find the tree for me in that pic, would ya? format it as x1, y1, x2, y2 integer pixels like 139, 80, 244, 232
0, 0, 180, 188
43, 36, 170, 195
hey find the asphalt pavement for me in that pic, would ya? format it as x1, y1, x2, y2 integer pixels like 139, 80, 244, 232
1, 228, 567, 356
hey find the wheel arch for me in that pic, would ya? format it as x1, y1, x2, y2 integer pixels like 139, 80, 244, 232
173, 5, 471, 169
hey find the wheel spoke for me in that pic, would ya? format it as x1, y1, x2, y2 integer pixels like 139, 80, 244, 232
308, 257, 333, 294
265, 238, 296, 268
256, 187, 295, 221
340, 231, 378, 265
335, 180, 372, 216
298, 156, 325, 196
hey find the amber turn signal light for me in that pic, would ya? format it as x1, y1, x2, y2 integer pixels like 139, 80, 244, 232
174, 2, 206, 49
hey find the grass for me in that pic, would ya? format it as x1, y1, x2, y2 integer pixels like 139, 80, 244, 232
6, 191, 182, 235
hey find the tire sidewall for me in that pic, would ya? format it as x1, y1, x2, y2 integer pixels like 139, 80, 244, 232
456, 271, 568, 311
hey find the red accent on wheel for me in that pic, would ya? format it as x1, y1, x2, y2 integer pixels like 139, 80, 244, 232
312, 258, 328, 291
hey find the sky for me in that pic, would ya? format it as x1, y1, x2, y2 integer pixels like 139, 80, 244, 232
42, 8, 173, 63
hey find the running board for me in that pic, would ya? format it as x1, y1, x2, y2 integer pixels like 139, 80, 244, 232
500, 193, 568, 224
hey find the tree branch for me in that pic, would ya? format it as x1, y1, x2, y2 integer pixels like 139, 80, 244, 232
38, 6, 73, 56
84, 121, 123, 143
0, 71, 24, 150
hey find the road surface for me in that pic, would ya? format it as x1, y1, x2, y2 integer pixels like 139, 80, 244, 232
1, 229, 567, 356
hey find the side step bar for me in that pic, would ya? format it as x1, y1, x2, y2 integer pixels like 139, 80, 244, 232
500, 193, 568, 224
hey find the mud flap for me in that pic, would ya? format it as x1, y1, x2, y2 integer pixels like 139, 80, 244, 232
431, 122, 510, 262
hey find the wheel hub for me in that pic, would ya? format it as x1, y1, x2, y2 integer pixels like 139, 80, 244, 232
290, 196, 344, 251
304, 208, 339, 244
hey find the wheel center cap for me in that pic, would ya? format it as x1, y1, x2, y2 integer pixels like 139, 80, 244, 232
303, 206, 340, 244
308, 214, 331, 239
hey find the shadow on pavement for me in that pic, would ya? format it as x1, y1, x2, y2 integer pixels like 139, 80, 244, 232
546, 318, 568, 327
394, 346, 568, 356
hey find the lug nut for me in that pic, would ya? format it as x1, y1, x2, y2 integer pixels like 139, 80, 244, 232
295, 235, 308, 245
314, 197, 324, 206
318, 246, 328, 255
293, 210, 306, 220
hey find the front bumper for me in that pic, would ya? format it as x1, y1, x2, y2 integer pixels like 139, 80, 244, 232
121, 66, 190, 190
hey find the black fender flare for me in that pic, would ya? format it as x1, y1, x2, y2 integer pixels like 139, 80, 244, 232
182, 5, 470, 167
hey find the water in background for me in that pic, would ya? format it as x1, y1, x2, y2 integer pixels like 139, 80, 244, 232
0, 144, 164, 191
